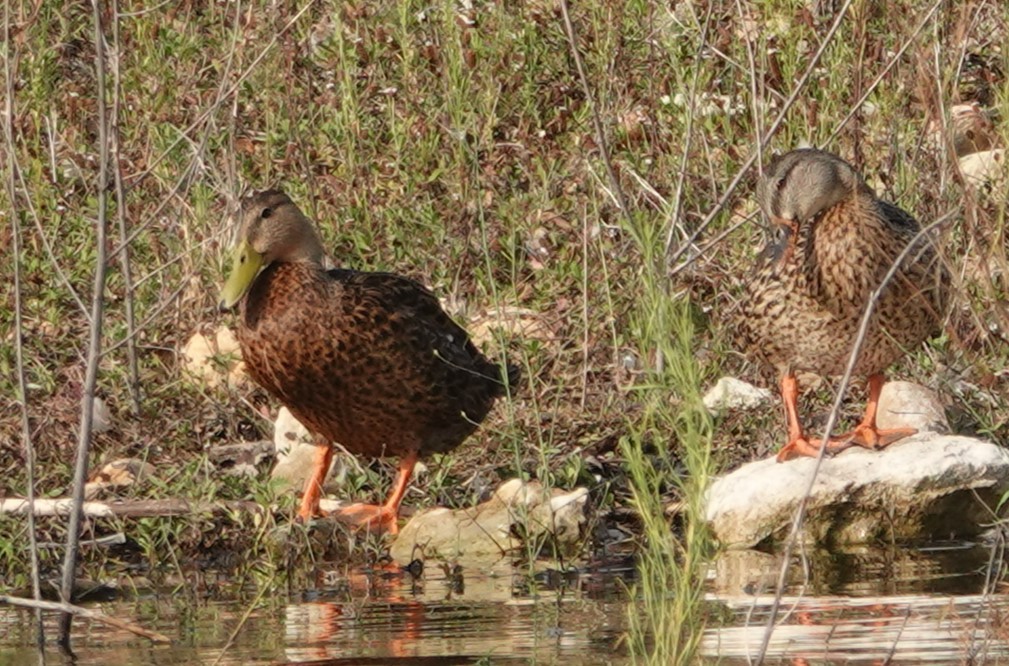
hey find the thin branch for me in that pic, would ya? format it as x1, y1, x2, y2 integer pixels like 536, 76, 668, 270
58, 1, 112, 648
0, 498, 267, 518
734, 0, 764, 185
753, 210, 956, 664
558, 0, 630, 222
826, 0, 945, 145
3, 0, 44, 650
662, 6, 713, 260
110, 0, 141, 415
667, 0, 856, 270
1, 595, 171, 644
116, 0, 318, 191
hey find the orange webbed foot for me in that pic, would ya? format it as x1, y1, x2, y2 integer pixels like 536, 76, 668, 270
827, 373, 916, 452
835, 424, 916, 450
332, 503, 400, 535
776, 436, 853, 462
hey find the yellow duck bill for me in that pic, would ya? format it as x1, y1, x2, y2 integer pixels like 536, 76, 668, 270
219, 240, 264, 311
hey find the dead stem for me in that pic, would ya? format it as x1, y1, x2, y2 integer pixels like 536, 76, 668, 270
109, 0, 141, 415
559, 0, 630, 222
3, 0, 44, 649
58, 0, 112, 648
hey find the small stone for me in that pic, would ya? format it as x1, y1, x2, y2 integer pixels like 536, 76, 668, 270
468, 306, 551, 347
703, 376, 774, 415
91, 397, 112, 434
876, 381, 949, 434
84, 458, 154, 500
959, 149, 1005, 191
950, 103, 996, 157
181, 325, 246, 389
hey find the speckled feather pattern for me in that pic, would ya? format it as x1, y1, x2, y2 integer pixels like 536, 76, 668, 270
739, 185, 946, 379
237, 259, 517, 460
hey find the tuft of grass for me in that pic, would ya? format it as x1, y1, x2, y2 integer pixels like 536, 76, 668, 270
619, 219, 714, 663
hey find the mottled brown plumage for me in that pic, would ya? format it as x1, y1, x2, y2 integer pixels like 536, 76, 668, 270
738, 149, 946, 461
220, 189, 519, 531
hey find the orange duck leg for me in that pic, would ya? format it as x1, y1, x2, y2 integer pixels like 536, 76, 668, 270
296, 445, 418, 536
775, 373, 851, 462
776, 373, 917, 462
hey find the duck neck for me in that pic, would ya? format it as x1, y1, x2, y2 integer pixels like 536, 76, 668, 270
285, 226, 327, 266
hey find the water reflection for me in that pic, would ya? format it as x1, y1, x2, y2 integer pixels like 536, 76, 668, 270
0, 541, 1005, 664
704, 593, 1009, 664
0, 565, 627, 665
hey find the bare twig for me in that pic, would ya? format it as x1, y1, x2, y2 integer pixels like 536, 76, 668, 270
109, 0, 141, 415
558, 0, 630, 221
3, 0, 44, 649
826, 0, 945, 145
117, 0, 317, 191
1, 595, 171, 644
581, 200, 590, 408
36, 533, 127, 549
662, 7, 713, 260
59, 1, 112, 647
668, 0, 856, 272
0, 498, 267, 518
753, 210, 956, 664
733, 0, 764, 181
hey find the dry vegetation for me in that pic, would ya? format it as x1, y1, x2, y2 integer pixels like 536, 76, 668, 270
1, 0, 1008, 613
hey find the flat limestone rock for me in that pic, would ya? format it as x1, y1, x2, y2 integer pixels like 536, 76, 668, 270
705, 433, 1009, 549
390, 479, 588, 566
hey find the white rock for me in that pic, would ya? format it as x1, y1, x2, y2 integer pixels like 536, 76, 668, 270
91, 397, 113, 434
272, 407, 313, 454
703, 376, 774, 415
705, 433, 1009, 549
876, 380, 949, 434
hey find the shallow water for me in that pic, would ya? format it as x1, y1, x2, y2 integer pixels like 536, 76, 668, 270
0, 565, 629, 665
1, 541, 1007, 664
